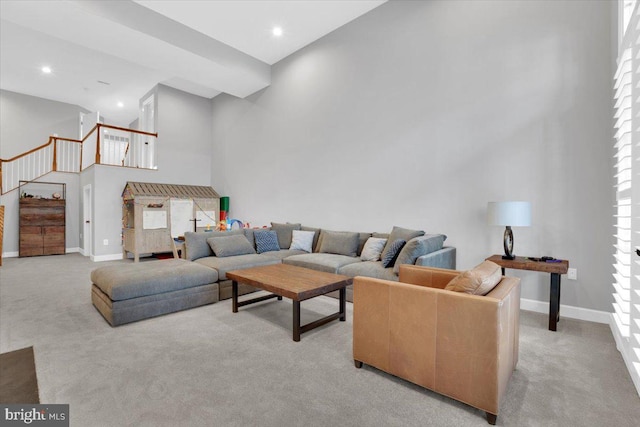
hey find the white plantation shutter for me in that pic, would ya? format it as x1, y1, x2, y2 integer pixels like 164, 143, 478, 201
612, 1, 640, 396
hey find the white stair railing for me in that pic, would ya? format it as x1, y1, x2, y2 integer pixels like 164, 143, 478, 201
0, 125, 158, 195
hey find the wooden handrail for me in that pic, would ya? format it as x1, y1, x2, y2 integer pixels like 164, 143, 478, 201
99, 123, 158, 138
52, 136, 82, 143
0, 137, 54, 163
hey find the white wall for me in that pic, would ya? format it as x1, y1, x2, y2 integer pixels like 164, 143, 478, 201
211, 0, 614, 312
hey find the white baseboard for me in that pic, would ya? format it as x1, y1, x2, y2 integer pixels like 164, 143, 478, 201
520, 298, 610, 324
91, 253, 124, 262
66, 247, 80, 254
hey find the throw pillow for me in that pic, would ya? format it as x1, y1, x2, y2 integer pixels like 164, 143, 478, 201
301, 225, 321, 252
445, 260, 502, 296
289, 230, 315, 253
380, 226, 425, 263
207, 235, 255, 257
271, 222, 301, 249
393, 234, 447, 274
381, 239, 406, 268
184, 230, 245, 261
360, 237, 388, 261
318, 230, 360, 257
254, 230, 281, 254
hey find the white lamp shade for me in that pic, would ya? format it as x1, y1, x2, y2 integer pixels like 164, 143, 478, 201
487, 201, 531, 227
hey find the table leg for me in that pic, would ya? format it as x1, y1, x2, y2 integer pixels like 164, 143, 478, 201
232, 280, 238, 313
501, 267, 505, 276
339, 287, 346, 321
549, 273, 561, 331
293, 301, 301, 342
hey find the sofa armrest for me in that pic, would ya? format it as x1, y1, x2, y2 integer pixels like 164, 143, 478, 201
415, 246, 456, 269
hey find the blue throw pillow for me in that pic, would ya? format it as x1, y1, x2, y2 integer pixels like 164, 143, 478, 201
254, 230, 280, 254
381, 239, 406, 268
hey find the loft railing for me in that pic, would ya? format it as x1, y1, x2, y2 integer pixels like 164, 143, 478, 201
0, 124, 158, 194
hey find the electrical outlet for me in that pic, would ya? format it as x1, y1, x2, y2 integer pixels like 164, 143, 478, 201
103, 239, 109, 246
567, 268, 577, 280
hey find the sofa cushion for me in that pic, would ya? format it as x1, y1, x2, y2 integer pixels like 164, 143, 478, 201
283, 253, 361, 274
381, 239, 406, 268
259, 249, 308, 260
271, 222, 301, 249
195, 254, 280, 280
393, 234, 447, 274
360, 237, 388, 261
289, 230, 315, 253
91, 259, 218, 301
357, 232, 373, 256
254, 230, 280, 254
445, 260, 502, 296
207, 235, 256, 257
318, 230, 360, 257
339, 261, 398, 281
380, 226, 425, 262
185, 230, 244, 261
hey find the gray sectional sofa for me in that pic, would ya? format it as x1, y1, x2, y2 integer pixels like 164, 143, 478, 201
185, 223, 456, 302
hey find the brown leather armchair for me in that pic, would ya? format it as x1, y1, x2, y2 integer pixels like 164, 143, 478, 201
353, 265, 520, 425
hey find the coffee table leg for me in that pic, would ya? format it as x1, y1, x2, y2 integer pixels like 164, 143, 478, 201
293, 301, 301, 342
232, 280, 238, 313
339, 287, 346, 321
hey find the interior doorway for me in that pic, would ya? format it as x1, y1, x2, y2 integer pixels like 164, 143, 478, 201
82, 184, 92, 257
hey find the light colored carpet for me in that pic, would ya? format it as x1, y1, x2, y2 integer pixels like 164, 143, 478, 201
1, 254, 638, 426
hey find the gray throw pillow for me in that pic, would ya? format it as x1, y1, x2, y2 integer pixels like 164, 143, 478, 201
254, 230, 281, 254
393, 234, 447, 274
318, 230, 360, 257
380, 226, 425, 262
271, 222, 301, 249
381, 239, 406, 268
184, 231, 212, 261
207, 235, 256, 257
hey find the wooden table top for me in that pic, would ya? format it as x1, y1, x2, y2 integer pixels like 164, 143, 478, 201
486, 255, 569, 274
226, 264, 353, 301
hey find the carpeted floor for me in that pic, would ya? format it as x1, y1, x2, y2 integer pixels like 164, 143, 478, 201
0, 254, 639, 426
0, 346, 39, 403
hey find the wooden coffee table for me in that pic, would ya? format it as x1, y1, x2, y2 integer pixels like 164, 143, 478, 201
226, 264, 352, 342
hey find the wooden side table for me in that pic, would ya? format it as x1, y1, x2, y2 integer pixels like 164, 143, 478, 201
486, 255, 569, 331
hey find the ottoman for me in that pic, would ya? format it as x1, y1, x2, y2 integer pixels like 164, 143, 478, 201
91, 259, 219, 326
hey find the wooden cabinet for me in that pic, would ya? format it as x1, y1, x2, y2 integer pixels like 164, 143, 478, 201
19, 198, 66, 257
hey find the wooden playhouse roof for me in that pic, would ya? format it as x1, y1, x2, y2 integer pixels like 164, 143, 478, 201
122, 182, 220, 200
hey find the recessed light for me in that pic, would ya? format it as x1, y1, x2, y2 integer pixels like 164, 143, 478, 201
272, 26, 283, 37
117, 102, 124, 108
41, 66, 52, 74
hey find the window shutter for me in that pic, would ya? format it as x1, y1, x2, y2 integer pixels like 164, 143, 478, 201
612, 1, 640, 397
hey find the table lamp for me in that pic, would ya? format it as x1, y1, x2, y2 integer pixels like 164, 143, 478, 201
487, 201, 531, 260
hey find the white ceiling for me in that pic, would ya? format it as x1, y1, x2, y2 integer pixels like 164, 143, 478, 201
0, 0, 385, 125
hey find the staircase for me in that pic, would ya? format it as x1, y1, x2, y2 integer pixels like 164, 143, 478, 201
0, 124, 158, 194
